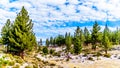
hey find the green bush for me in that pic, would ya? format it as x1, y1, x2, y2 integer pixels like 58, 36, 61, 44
25, 65, 33, 68
2, 60, 9, 66
42, 46, 48, 55
49, 63, 56, 66
49, 49, 55, 55
66, 58, 69, 61
15, 59, 23, 64
88, 57, 94, 61
13, 64, 20, 68
33, 63, 38, 68
93, 52, 102, 57
53, 52, 60, 57
104, 53, 111, 58
8, 61, 15, 66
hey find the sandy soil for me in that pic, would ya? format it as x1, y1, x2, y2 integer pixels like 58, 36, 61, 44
38, 45, 120, 68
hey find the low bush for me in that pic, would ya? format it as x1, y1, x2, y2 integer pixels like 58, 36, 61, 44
53, 52, 60, 57
8, 61, 15, 66
25, 65, 33, 68
104, 53, 111, 58
88, 57, 94, 61
13, 64, 20, 68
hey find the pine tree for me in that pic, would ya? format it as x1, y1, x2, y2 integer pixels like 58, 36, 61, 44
73, 26, 82, 54
74, 37, 82, 54
50, 36, 53, 46
91, 21, 101, 50
65, 32, 72, 52
55, 35, 65, 46
84, 27, 91, 45
1, 19, 11, 52
46, 38, 49, 47
42, 46, 48, 55
74, 26, 80, 37
102, 24, 111, 54
3, 6, 37, 58
80, 29, 85, 45
39, 39, 42, 46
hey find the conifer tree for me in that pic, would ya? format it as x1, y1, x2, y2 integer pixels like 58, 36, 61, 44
3, 6, 37, 58
46, 38, 49, 47
73, 26, 82, 54
39, 39, 42, 46
84, 27, 91, 45
1, 19, 11, 52
50, 36, 53, 46
91, 21, 101, 50
65, 32, 72, 52
80, 29, 85, 45
102, 24, 111, 54
74, 37, 82, 54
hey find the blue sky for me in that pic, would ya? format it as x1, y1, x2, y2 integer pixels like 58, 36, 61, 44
0, 0, 120, 41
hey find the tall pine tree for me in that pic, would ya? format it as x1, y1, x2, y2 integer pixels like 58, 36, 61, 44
91, 21, 101, 50
84, 27, 91, 45
73, 26, 82, 54
65, 32, 72, 52
2, 6, 37, 58
102, 24, 111, 54
1, 19, 11, 52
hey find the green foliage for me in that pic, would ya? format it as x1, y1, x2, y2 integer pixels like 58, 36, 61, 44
91, 21, 101, 50
46, 38, 49, 47
84, 27, 91, 45
42, 46, 48, 54
55, 35, 65, 46
65, 32, 72, 52
102, 24, 112, 54
104, 53, 111, 58
49, 49, 55, 55
88, 57, 94, 61
73, 26, 82, 54
13, 64, 20, 68
73, 37, 82, 54
53, 52, 61, 57
1, 6, 37, 56
50, 36, 53, 46
38, 39, 42, 46
8, 61, 15, 66
25, 65, 33, 68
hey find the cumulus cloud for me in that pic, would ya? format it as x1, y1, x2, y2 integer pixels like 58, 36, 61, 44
0, 0, 120, 41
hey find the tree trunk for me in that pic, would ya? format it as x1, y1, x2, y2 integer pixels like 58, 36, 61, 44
105, 50, 107, 54
20, 51, 24, 59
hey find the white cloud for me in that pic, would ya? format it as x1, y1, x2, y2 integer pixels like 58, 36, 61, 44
0, 0, 120, 41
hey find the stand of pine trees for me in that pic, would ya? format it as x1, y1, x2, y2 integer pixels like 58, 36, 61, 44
47, 21, 120, 54
1, 6, 120, 57
1, 6, 37, 59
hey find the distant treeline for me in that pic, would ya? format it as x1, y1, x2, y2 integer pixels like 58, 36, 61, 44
39, 21, 120, 54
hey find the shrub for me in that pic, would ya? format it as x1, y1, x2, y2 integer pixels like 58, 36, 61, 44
33, 63, 38, 68
15, 59, 24, 65
42, 46, 48, 55
104, 53, 111, 58
25, 65, 33, 68
66, 58, 69, 61
8, 61, 15, 66
49, 49, 55, 55
2, 60, 9, 66
13, 64, 20, 68
53, 52, 60, 57
49, 63, 56, 66
93, 52, 102, 57
88, 57, 94, 61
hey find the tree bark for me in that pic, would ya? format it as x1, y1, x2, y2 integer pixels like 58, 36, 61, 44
105, 50, 107, 54
20, 51, 24, 59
